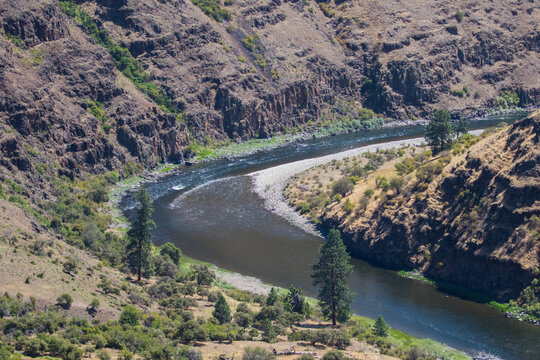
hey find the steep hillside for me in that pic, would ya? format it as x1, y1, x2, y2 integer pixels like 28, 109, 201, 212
285, 110, 540, 302
0, 0, 538, 200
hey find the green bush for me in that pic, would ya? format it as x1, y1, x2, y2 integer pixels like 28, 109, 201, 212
495, 91, 520, 109
343, 198, 355, 214
175, 320, 208, 344
455, 10, 464, 22
450, 89, 465, 98
96, 349, 111, 360
191, 0, 232, 22
119, 305, 140, 326
395, 158, 415, 175
242, 346, 276, 360
296, 202, 311, 214
389, 177, 406, 194
376, 176, 390, 192
321, 350, 345, 360
416, 161, 444, 183
56, 294, 73, 310
242, 35, 258, 52
190, 264, 216, 286
160, 243, 182, 265
332, 177, 353, 196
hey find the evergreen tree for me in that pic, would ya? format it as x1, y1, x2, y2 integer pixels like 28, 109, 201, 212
312, 229, 353, 325
453, 117, 469, 138
373, 315, 389, 337
266, 287, 279, 306
284, 285, 308, 314
261, 319, 277, 343
213, 293, 232, 324
424, 109, 453, 152
126, 188, 155, 282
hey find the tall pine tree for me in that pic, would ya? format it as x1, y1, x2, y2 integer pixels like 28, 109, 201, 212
312, 229, 353, 325
126, 188, 155, 282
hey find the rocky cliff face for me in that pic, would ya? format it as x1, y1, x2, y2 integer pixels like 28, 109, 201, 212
0, 0, 538, 197
320, 111, 540, 300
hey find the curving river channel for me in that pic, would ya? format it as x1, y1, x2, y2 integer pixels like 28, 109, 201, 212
124, 111, 539, 360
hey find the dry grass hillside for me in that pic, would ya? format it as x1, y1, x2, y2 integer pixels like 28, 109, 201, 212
286, 110, 540, 301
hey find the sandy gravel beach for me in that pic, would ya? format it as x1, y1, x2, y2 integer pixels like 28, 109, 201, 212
248, 137, 426, 234
214, 270, 273, 295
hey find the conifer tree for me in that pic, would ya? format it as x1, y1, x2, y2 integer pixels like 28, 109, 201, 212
213, 293, 232, 324
373, 315, 389, 337
312, 229, 353, 325
424, 109, 453, 152
266, 287, 279, 306
126, 188, 155, 282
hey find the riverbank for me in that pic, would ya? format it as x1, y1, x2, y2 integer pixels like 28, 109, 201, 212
397, 271, 540, 326
181, 259, 471, 360
106, 108, 531, 224
274, 116, 539, 328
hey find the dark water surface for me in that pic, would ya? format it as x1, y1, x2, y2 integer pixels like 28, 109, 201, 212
127, 111, 539, 359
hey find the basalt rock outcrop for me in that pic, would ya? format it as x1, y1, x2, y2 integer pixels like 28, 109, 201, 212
0, 0, 538, 198
321, 111, 540, 300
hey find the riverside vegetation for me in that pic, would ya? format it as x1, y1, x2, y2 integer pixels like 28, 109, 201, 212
0, 181, 470, 360
285, 110, 540, 325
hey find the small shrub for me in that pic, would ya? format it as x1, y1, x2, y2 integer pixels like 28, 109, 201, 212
332, 177, 353, 196
395, 157, 415, 175
119, 305, 140, 326
296, 202, 311, 214
455, 10, 464, 22
389, 176, 406, 194
450, 88, 465, 97
376, 176, 390, 192
56, 293, 73, 310
86, 298, 99, 316
343, 198, 354, 214
63, 256, 79, 275
416, 161, 444, 183
242, 346, 276, 360
322, 350, 345, 360
96, 349, 111, 360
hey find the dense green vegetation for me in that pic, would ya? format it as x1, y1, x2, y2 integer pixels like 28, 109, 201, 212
59, 1, 177, 113
184, 105, 385, 160
191, 0, 232, 22
495, 90, 520, 109
0, 280, 470, 360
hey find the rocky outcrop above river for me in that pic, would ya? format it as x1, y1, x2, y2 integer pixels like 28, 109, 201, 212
0, 0, 538, 199
318, 111, 540, 301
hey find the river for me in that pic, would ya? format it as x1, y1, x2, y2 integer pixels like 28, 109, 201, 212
124, 111, 540, 360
